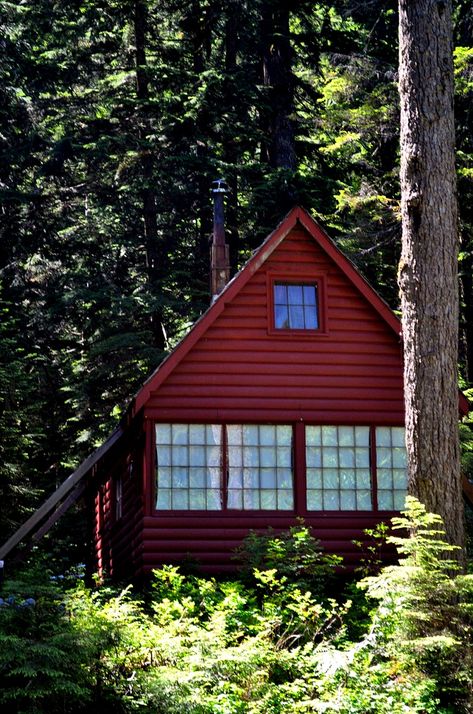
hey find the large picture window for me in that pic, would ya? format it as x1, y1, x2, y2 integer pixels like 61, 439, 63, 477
155, 424, 222, 510
155, 423, 406, 513
306, 426, 372, 510
155, 423, 294, 511
306, 425, 407, 511
227, 425, 293, 510
376, 426, 407, 510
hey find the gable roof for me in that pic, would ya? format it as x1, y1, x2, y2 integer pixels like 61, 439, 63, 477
129, 205, 403, 418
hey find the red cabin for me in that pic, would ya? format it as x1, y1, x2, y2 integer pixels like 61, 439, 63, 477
93, 206, 410, 579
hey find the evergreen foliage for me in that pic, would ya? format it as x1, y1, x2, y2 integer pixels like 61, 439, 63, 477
1, 5, 472, 708
0, 0, 472, 549
1, 500, 473, 712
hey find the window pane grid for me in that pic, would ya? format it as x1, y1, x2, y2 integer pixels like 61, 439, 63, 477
376, 427, 407, 510
306, 426, 372, 511
274, 282, 318, 330
156, 424, 222, 510
227, 425, 293, 510
156, 423, 406, 513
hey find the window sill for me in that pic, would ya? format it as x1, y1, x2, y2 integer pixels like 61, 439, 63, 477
267, 326, 330, 339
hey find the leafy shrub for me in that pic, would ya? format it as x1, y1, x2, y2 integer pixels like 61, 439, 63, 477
2, 504, 473, 713
234, 521, 342, 597
0, 568, 161, 713
0, 566, 94, 713
316, 497, 473, 713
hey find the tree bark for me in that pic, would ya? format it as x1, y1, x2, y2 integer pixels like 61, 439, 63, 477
181, 0, 213, 285
398, 0, 464, 551
223, 0, 241, 275
134, 0, 166, 351
260, 0, 296, 172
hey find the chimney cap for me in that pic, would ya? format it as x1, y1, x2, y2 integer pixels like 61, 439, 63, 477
211, 178, 227, 194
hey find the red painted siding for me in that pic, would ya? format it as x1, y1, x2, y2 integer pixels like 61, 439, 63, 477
92, 210, 470, 578
145, 225, 403, 424
94, 435, 146, 580
132, 221, 404, 575
134, 512, 396, 576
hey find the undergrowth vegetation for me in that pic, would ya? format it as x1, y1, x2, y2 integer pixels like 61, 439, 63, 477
1, 498, 473, 713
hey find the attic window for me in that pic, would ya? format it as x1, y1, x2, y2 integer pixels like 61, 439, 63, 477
274, 283, 318, 330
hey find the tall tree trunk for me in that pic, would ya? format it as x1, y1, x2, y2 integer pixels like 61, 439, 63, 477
260, 1, 296, 173
223, 0, 240, 275
134, 0, 166, 350
397, 0, 464, 551
182, 0, 213, 286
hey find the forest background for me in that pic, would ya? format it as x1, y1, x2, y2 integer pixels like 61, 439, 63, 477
1, 0, 473, 565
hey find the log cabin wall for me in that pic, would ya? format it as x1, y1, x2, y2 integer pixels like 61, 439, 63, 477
133, 218, 405, 576
145, 223, 403, 424
94, 434, 146, 580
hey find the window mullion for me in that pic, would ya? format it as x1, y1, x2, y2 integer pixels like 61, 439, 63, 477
221, 425, 228, 511
294, 422, 306, 514
370, 425, 378, 511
